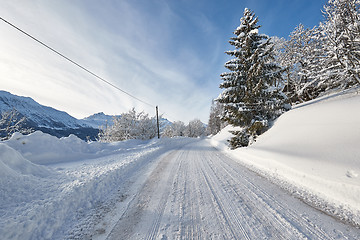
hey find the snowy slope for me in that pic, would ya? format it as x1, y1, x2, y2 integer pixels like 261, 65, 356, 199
210, 88, 360, 225
0, 90, 88, 129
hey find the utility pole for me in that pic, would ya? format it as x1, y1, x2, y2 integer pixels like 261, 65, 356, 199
156, 106, 160, 139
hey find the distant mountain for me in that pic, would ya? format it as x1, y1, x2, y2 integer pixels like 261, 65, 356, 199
0, 91, 98, 140
159, 118, 172, 129
81, 112, 118, 129
0, 91, 174, 140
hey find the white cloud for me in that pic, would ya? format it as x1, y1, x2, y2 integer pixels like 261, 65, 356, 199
0, 0, 222, 123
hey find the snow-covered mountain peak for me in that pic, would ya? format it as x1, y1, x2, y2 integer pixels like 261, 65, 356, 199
0, 90, 89, 129
81, 112, 118, 129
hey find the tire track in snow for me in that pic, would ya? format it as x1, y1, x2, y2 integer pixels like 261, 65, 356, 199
162, 147, 204, 239
192, 141, 358, 239
166, 150, 187, 239
188, 161, 203, 240
106, 150, 178, 240
213, 154, 335, 240
191, 152, 230, 239
195, 151, 251, 240
182, 150, 203, 239
205, 153, 306, 239
177, 151, 192, 239
144, 151, 183, 240
106, 140, 360, 239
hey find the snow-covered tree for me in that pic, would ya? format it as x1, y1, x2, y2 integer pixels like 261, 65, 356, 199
0, 109, 33, 140
136, 112, 158, 140
207, 100, 226, 135
98, 108, 157, 142
162, 125, 174, 138
278, 24, 325, 102
217, 8, 289, 148
185, 119, 206, 138
319, 0, 360, 89
172, 121, 186, 136
162, 121, 186, 138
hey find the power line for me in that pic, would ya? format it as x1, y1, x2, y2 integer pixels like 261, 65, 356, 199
0, 16, 155, 108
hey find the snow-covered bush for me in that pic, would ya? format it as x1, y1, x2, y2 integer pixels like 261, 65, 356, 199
185, 119, 206, 138
163, 119, 205, 138
98, 108, 157, 142
162, 121, 186, 138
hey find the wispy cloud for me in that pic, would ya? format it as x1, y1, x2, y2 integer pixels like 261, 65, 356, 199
0, 0, 224, 122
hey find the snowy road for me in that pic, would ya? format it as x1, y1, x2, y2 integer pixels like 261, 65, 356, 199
104, 140, 360, 239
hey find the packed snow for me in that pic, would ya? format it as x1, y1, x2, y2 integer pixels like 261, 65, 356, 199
210, 88, 360, 226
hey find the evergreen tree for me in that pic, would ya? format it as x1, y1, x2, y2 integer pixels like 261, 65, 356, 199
217, 8, 288, 148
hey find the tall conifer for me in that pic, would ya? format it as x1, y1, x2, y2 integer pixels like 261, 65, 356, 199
217, 8, 288, 148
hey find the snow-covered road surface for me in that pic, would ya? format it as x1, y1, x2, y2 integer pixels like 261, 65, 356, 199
104, 140, 360, 239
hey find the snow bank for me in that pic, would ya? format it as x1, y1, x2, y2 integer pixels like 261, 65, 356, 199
0, 143, 57, 239
0, 143, 52, 178
0, 131, 196, 239
4, 131, 150, 165
210, 90, 360, 224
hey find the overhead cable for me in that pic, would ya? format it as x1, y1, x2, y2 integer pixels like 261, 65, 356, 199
0, 16, 155, 108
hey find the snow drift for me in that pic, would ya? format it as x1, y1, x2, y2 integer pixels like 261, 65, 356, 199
4, 131, 146, 165
0, 143, 52, 178
210, 89, 360, 224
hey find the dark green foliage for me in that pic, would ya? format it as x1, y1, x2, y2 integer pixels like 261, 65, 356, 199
228, 130, 249, 149
248, 120, 268, 136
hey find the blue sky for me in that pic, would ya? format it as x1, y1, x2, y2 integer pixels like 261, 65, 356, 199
0, 0, 327, 123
